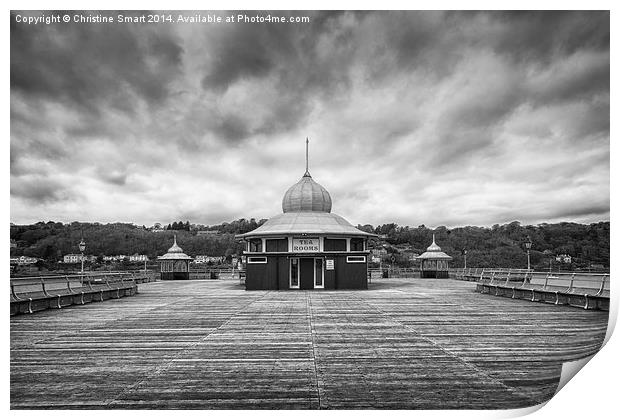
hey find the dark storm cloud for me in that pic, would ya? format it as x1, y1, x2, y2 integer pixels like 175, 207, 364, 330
98, 170, 127, 186
201, 26, 277, 92
10, 11, 183, 115
488, 11, 609, 62
10, 177, 72, 204
527, 53, 609, 106
196, 11, 357, 141
9, 10, 610, 226
10, 113, 70, 170
551, 204, 610, 221
201, 11, 349, 91
494, 202, 610, 226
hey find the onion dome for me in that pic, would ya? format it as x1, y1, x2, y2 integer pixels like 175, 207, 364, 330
236, 137, 377, 240
158, 235, 193, 260
282, 173, 332, 213
167, 236, 184, 253
426, 234, 442, 252
418, 234, 453, 261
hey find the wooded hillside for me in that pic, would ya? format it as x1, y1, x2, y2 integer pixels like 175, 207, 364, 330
10, 219, 610, 270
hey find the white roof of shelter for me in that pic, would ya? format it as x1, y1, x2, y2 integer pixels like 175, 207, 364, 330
158, 235, 193, 260
236, 212, 376, 238
417, 234, 453, 260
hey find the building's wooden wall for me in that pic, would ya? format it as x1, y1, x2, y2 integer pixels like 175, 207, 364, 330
277, 257, 289, 290
334, 255, 368, 289
245, 254, 368, 290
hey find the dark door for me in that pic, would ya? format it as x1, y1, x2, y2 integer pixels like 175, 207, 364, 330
299, 258, 314, 289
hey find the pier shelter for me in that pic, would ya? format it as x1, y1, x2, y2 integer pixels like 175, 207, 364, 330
418, 235, 453, 278
236, 140, 377, 290
157, 235, 193, 280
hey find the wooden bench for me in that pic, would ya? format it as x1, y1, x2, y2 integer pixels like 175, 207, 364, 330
476, 271, 609, 310
476, 270, 528, 296
454, 268, 493, 282
131, 272, 157, 284
10, 274, 138, 316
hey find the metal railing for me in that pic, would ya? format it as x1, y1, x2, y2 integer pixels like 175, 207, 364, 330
459, 268, 610, 297
10, 271, 157, 296
368, 267, 420, 279
189, 268, 246, 281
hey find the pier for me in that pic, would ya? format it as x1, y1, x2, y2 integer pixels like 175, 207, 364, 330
10, 277, 608, 409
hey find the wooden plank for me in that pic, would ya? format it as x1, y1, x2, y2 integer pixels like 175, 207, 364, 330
10, 278, 607, 409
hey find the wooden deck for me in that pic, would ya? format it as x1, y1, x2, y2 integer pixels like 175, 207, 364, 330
10, 278, 608, 409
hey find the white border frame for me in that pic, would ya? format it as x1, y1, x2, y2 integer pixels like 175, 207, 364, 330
346, 255, 366, 263
291, 237, 320, 253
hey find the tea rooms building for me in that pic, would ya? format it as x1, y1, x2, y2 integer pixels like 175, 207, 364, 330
236, 141, 377, 290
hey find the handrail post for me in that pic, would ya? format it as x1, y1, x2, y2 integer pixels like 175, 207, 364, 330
504, 269, 511, 286
567, 273, 575, 293
41, 276, 51, 297
11, 282, 19, 300
596, 275, 607, 297
543, 272, 550, 290
66, 275, 74, 293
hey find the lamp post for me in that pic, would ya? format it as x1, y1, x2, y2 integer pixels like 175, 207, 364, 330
525, 236, 532, 271
78, 238, 86, 274
463, 250, 468, 269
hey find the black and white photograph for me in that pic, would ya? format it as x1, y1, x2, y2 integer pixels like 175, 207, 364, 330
7, 4, 614, 415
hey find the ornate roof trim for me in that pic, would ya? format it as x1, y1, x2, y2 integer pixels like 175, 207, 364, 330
158, 235, 193, 260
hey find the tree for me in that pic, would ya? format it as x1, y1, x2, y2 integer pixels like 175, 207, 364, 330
7, 220, 610, 271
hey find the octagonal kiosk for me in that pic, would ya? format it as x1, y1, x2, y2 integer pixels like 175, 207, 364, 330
236, 140, 377, 290
418, 234, 453, 278
158, 235, 193, 280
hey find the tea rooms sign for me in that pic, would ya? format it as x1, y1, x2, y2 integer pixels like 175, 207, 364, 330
292, 238, 320, 252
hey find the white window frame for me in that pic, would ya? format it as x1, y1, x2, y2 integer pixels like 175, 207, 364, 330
265, 237, 288, 253
350, 238, 366, 252
314, 258, 324, 289
289, 258, 300, 289
346, 256, 366, 263
323, 237, 347, 252
248, 238, 263, 253
247, 257, 267, 264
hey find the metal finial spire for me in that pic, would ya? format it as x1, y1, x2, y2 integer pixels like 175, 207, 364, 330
304, 137, 311, 177
173, 234, 177, 245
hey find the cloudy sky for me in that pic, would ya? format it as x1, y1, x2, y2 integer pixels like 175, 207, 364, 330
10, 10, 610, 228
